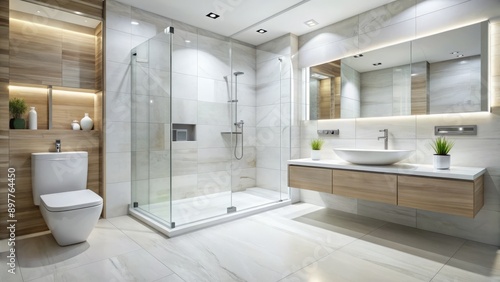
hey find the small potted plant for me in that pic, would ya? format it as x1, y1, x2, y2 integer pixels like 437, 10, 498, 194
9, 97, 28, 129
310, 138, 324, 161
430, 136, 454, 170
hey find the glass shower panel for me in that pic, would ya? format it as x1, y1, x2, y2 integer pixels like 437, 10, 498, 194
131, 29, 173, 226
229, 42, 291, 211
169, 31, 233, 226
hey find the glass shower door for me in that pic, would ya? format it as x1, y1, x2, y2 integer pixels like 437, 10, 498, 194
131, 28, 173, 227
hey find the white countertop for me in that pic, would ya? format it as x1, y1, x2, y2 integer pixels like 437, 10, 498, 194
288, 159, 486, 181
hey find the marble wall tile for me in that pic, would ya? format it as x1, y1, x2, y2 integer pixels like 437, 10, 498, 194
231, 167, 256, 191
106, 0, 131, 33
232, 146, 257, 170
172, 73, 197, 100
256, 127, 281, 147
106, 91, 131, 123
172, 148, 198, 176
105, 121, 132, 153
106, 28, 132, 64
197, 125, 231, 148
131, 7, 172, 37
106, 152, 131, 183
172, 45, 197, 76
358, 0, 416, 35
149, 150, 170, 179
106, 182, 132, 218
198, 101, 230, 126
171, 98, 197, 124
317, 119, 356, 139
149, 177, 171, 203
131, 151, 149, 180
197, 147, 231, 173
197, 77, 228, 103
172, 175, 197, 200
232, 43, 257, 85
106, 61, 131, 94
256, 146, 281, 170
355, 115, 417, 139
257, 34, 292, 63
256, 168, 281, 190
198, 171, 231, 195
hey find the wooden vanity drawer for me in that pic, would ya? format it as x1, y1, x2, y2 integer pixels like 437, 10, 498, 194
288, 165, 332, 193
398, 175, 484, 218
332, 170, 397, 204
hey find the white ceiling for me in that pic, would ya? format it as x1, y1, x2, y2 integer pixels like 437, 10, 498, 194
115, 0, 395, 45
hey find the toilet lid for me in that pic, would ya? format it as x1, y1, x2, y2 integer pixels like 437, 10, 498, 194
41, 190, 103, 212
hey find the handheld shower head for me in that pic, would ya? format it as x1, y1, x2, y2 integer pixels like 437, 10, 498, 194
234, 71, 244, 76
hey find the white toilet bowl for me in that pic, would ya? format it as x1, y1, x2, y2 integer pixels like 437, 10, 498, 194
32, 152, 103, 246
40, 190, 103, 246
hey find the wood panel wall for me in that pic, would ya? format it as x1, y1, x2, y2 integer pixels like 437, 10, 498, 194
22, 0, 103, 20
0, 0, 10, 242
9, 15, 97, 89
3, 130, 100, 237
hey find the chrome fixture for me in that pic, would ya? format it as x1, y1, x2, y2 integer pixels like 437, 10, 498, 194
317, 129, 340, 135
55, 139, 61, 152
378, 129, 388, 150
435, 125, 477, 136
230, 71, 245, 160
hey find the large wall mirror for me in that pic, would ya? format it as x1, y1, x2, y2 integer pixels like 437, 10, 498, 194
307, 21, 489, 120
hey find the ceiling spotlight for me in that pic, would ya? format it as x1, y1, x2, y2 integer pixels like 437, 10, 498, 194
185, 40, 191, 43
256, 29, 268, 34
456, 54, 464, 58
304, 19, 318, 27
450, 51, 460, 55
206, 12, 220, 19
74, 11, 83, 15
131, 21, 139, 25
354, 54, 364, 58
372, 62, 382, 66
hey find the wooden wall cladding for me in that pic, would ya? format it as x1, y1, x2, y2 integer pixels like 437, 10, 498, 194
52, 90, 95, 130
0, 0, 9, 241
9, 86, 49, 129
0, 130, 101, 238
95, 23, 102, 90
9, 14, 98, 89
21, 0, 103, 20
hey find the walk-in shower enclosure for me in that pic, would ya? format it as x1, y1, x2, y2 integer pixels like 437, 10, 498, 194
130, 27, 292, 231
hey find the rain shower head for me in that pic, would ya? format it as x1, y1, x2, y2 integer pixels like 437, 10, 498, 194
234, 71, 244, 76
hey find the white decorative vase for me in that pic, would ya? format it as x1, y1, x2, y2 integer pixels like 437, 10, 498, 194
433, 154, 450, 170
311, 150, 321, 161
28, 107, 37, 130
71, 120, 81, 130
80, 113, 93, 131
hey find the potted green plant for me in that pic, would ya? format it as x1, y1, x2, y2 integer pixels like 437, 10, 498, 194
430, 136, 454, 169
9, 97, 28, 129
310, 138, 324, 161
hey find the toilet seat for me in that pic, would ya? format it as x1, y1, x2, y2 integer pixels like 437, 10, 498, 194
40, 190, 102, 212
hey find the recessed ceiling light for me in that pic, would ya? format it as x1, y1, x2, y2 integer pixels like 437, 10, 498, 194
372, 62, 382, 66
185, 40, 191, 43
354, 54, 364, 58
131, 21, 139, 25
456, 54, 464, 58
206, 12, 220, 19
450, 51, 460, 55
74, 11, 83, 15
304, 19, 318, 27
36, 10, 41, 13
256, 29, 267, 34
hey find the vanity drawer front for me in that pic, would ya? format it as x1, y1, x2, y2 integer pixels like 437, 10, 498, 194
288, 165, 332, 193
332, 170, 397, 204
398, 175, 483, 218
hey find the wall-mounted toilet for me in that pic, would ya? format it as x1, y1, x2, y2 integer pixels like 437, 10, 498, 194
32, 151, 103, 246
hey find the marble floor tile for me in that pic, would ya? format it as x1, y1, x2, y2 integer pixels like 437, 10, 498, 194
5, 203, 500, 282
29, 249, 172, 282
337, 223, 465, 281
17, 220, 142, 281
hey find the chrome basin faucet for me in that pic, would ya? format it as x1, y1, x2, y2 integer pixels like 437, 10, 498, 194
378, 129, 388, 150
55, 139, 61, 153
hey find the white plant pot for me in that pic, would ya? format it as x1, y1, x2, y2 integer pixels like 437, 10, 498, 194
311, 150, 321, 161
433, 154, 450, 170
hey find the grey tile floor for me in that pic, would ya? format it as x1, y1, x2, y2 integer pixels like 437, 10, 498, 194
1, 203, 499, 281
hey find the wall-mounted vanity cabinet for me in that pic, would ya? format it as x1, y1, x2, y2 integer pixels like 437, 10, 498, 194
288, 160, 485, 218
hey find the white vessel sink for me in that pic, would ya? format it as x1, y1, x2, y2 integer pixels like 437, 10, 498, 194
333, 148, 413, 165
